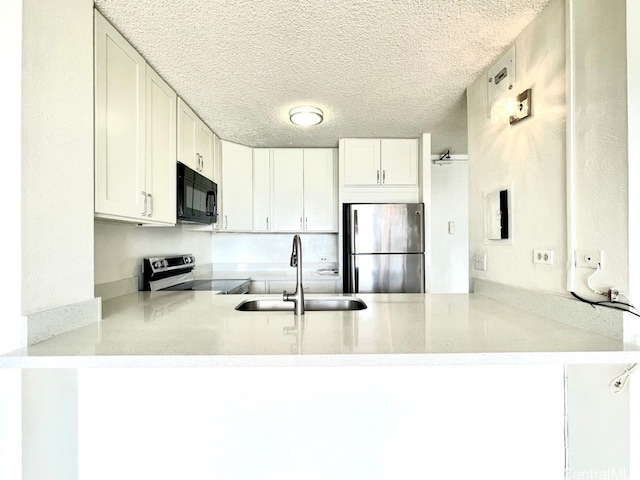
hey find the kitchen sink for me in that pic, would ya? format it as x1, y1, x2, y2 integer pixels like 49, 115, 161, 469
235, 296, 367, 312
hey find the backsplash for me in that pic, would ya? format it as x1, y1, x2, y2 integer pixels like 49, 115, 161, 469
210, 233, 338, 268
94, 220, 214, 285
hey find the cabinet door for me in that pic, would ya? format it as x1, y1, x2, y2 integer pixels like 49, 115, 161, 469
145, 66, 177, 224
271, 149, 304, 231
196, 121, 215, 181
177, 98, 199, 172
252, 148, 271, 231
380, 139, 418, 186
343, 139, 381, 186
94, 11, 146, 220
220, 140, 253, 231
303, 149, 336, 231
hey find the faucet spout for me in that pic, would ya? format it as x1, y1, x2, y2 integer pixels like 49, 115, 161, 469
283, 234, 304, 315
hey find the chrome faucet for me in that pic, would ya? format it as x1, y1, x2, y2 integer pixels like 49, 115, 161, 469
283, 234, 304, 315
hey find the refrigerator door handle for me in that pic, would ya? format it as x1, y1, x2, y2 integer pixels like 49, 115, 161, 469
351, 208, 359, 254
349, 255, 359, 293
416, 208, 424, 250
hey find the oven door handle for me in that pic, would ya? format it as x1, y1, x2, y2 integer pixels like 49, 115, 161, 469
147, 272, 195, 291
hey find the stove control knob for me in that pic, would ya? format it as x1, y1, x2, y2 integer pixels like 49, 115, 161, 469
154, 261, 161, 268
162, 260, 169, 267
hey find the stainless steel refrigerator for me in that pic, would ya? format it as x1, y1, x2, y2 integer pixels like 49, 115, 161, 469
343, 203, 425, 293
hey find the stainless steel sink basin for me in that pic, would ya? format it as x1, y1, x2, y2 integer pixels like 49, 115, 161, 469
235, 296, 367, 312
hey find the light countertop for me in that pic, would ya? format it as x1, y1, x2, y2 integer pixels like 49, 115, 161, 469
3, 292, 640, 367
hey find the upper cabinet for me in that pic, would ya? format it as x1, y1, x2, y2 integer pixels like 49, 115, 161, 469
252, 148, 271, 232
302, 149, 337, 231
94, 10, 176, 225
343, 138, 418, 187
220, 140, 253, 231
271, 149, 305, 231
271, 148, 337, 232
177, 98, 215, 181
224, 146, 337, 233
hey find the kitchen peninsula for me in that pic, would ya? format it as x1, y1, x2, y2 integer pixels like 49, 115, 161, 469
3, 291, 639, 368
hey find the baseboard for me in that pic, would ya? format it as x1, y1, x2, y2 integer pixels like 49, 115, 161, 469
472, 279, 623, 340
27, 297, 102, 345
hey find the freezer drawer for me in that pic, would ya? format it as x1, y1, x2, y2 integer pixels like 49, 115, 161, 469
346, 253, 424, 293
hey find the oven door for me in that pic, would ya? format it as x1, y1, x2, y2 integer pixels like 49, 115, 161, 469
177, 162, 218, 224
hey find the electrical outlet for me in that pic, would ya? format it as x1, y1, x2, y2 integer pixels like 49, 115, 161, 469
575, 250, 604, 269
533, 249, 554, 265
474, 252, 487, 271
320, 256, 328, 262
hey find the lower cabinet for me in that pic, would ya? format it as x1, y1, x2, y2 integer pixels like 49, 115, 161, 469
248, 280, 337, 294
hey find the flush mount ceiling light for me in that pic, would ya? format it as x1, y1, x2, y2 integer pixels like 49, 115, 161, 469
289, 106, 323, 126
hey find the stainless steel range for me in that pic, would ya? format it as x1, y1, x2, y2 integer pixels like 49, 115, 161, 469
142, 255, 250, 294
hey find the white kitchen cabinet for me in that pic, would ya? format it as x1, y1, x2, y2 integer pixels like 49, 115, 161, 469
94, 10, 176, 225
271, 149, 305, 231
343, 138, 380, 186
144, 66, 177, 224
220, 140, 253, 231
303, 148, 336, 231
268, 280, 337, 294
252, 148, 271, 232
343, 138, 418, 187
270, 148, 336, 232
177, 98, 215, 181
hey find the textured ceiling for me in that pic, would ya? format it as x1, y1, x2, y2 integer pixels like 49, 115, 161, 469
94, 0, 551, 152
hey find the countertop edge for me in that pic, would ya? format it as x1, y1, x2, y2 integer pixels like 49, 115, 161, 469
3, 351, 640, 369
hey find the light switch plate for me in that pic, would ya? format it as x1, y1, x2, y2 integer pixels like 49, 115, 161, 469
474, 252, 487, 271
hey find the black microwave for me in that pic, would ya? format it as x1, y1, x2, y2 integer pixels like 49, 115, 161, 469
176, 162, 218, 225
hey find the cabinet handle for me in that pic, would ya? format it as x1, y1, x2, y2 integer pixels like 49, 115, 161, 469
266, 217, 269, 230
382, 170, 386, 184
147, 193, 153, 217
305, 217, 308, 230
224, 214, 228, 230
141, 191, 147, 216
376, 170, 380, 184
299, 217, 303, 230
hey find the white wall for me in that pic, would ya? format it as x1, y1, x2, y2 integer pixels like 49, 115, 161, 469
1, 0, 24, 354
22, 369, 79, 480
0, 370, 21, 480
468, 0, 631, 302
566, 364, 632, 479
467, 0, 567, 294
77, 365, 564, 480
22, 0, 95, 314
631, 369, 640, 480
571, 0, 628, 297
625, 0, 640, 344
430, 160, 469, 293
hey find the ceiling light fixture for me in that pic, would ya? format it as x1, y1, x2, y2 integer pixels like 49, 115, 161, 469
289, 106, 323, 126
